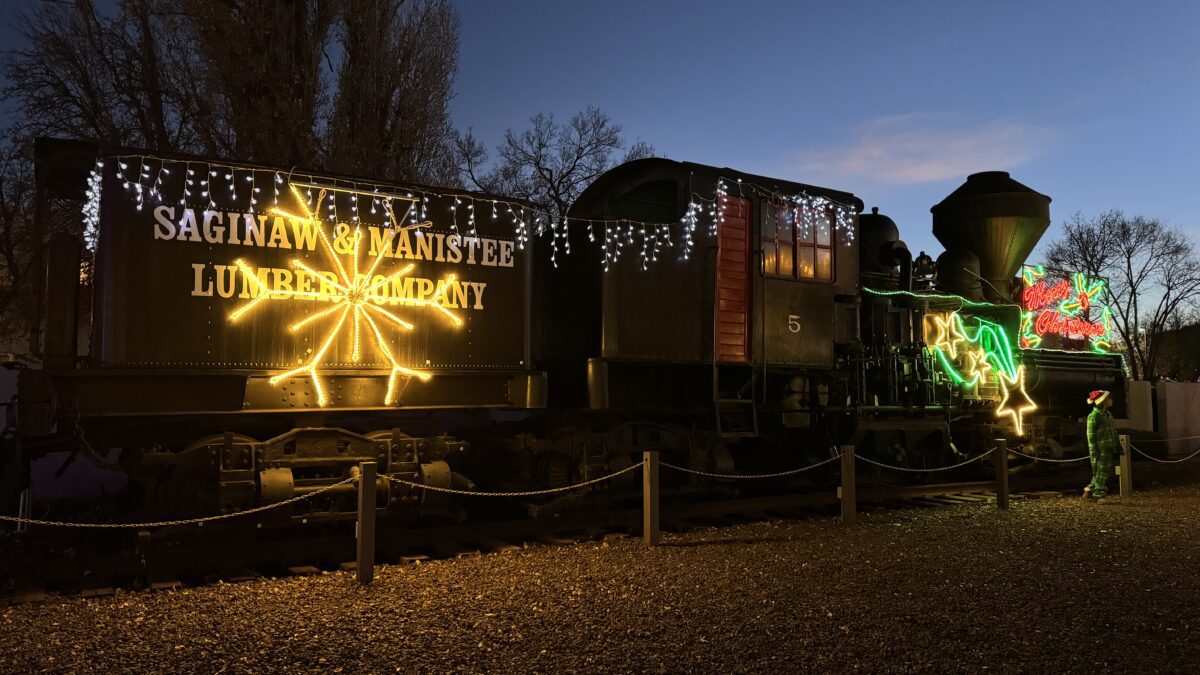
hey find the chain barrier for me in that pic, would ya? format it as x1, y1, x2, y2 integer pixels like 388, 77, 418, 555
660, 454, 840, 479
1004, 448, 1091, 464
0, 476, 357, 529
1129, 434, 1200, 444
1132, 444, 1200, 464
16, 438, 1190, 527
383, 462, 643, 497
854, 447, 996, 473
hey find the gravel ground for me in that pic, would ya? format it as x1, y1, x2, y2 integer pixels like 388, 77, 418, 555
4, 463, 1200, 674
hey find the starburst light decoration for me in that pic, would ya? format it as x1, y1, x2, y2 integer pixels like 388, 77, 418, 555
228, 184, 462, 407
924, 311, 1038, 436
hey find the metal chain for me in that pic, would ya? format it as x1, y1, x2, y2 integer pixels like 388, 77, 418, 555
0, 477, 357, 529
384, 462, 643, 497
1004, 448, 1091, 464
1130, 434, 1200, 444
660, 454, 840, 479
855, 447, 996, 473
1132, 444, 1200, 464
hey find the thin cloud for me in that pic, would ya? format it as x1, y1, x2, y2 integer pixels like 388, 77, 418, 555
793, 115, 1052, 185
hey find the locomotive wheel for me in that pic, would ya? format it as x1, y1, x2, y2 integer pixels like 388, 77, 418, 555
153, 433, 259, 516
710, 444, 736, 474
364, 428, 413, 450
365, 428, 419, 467
544, 452, 572, 488
365, 429, 457, 510
182, 433, 259, 452
607, 453, 639, 492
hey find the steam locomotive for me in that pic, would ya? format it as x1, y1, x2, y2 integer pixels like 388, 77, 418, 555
0, 139, 1124, 524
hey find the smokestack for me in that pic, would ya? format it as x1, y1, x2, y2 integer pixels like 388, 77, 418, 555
930, 171, 1051, 303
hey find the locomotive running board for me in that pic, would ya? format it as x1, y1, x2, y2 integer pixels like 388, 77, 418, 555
17, 369, 546, 428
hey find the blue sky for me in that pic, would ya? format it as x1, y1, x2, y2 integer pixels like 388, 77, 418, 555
452, 0, 1200, 259
3, 1, 1196, 259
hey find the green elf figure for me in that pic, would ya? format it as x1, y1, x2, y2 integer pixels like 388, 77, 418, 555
1083, 389, 1120, 502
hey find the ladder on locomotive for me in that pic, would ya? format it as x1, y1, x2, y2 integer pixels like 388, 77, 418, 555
715, 374, 759, 439
713, 193, 759, 440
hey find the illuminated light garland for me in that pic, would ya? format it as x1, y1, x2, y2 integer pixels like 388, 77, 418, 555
227, 185, 460, 407
862, 286, 1002, 309
923, 311, 1037, 436
739, 181, 858, 245
680, 201, 700, 260
82, 160, 103, 250
1019, 265, 1112, 352
98, 153, 859, 272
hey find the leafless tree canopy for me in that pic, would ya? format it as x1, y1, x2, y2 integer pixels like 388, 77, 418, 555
181, 0, 337, 168
1046, 210, 1200, 380
5, 0, 459, 181
0, 0, 460, 350
327, 0, 460, 185
456, 106, 655, 217
0, 135, 37, 347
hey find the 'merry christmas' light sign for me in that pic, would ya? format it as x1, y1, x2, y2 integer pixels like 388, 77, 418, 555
1019, 265, 1111, 352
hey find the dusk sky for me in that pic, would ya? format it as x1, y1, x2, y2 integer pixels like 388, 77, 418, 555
3, 1, 1196, 258
452, 0, 1199, 258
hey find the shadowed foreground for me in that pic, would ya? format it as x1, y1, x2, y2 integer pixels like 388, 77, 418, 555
4, 464, 1200, 673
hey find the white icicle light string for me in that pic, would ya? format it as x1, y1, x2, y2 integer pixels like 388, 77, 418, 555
82, 159, 104, 250
94, 154, 860, 270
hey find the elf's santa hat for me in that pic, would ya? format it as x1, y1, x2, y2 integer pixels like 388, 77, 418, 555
1087, 389, 1110, 405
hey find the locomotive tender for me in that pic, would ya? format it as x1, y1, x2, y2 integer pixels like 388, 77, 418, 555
2, 139, 1124, 523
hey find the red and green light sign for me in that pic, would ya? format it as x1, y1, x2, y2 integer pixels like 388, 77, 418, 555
1019, 265, 1111, 352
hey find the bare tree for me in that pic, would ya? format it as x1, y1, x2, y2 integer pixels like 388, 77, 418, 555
5, 0, 456, 175
0, 131, 90, 350
1155, 307, 1200, 381
1, 0, 465, 353
182, 0, 337, 167
0, 134, 36, 347
326, 0, 460, 185
1046, 210, 1200, 380
4, 0, 198, 153
456, 106, 655, 216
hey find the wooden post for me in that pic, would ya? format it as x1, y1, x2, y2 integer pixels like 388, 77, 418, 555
994, 438, 1009, 510
356, 461, 376, 584
839, 444, 856, 525
642, 450, 660, 546
1118, 434, 1133, 498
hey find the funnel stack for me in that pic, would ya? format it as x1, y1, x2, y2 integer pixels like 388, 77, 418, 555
931, 171, 1051, 302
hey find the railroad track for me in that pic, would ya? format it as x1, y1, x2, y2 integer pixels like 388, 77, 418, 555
2, 479, 1067, 605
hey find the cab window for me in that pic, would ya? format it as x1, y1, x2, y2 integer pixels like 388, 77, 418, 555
761, 202, 834, 281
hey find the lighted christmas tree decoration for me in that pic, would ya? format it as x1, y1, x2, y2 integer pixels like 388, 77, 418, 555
227, 184, 463, 407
